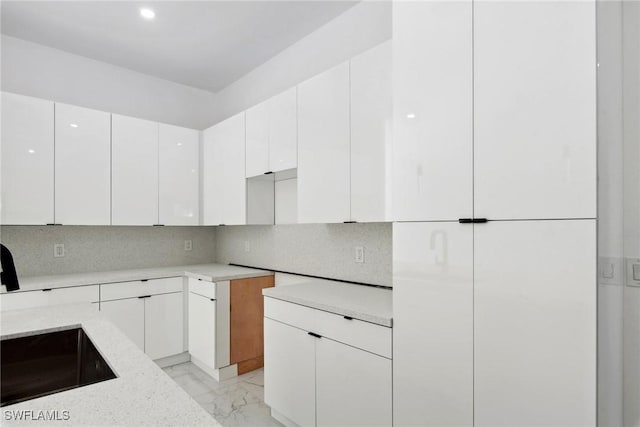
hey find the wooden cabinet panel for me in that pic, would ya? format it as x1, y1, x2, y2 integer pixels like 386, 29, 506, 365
230, 275, 274, 373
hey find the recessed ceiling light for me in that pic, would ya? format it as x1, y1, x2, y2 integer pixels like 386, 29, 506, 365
69, 123, 79, 128
28, 149, 35, 154
140, 8, 155, 20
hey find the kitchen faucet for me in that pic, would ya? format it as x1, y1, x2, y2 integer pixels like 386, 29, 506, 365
1, 243, 20, 291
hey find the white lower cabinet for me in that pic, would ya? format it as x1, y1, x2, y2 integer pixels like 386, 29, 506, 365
264, 318, 316, 427
264, 298, 392, 427
100, 297, 145, 352
0, 285, 99, 312
145, 292, 185, 360
99, 277, 185, 361
315, 337, 392, 427
188, 291, 217, 368
393, 220, 596, 427
474, 220, 596, 426
187, 278, 230, 374
393, 222, 473, 426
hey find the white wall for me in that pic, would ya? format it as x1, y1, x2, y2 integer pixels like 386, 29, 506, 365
623, 2, 640, 426
596, 2, 625, 425
0, 35, 216, 129
207, 0, 391, 126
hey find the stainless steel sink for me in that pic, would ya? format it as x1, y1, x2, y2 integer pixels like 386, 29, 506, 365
1, 327, 117, 407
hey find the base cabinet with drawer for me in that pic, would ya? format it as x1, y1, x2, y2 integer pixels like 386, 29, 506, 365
264, 297, 392, 427
0, 285, 99, 311
99, 277, 185, 361
188, 278, 230, 378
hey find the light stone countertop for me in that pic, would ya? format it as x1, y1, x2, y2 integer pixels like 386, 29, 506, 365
263, 279, 393, 327
0, 303, 217, 426
2, 264, 273, 293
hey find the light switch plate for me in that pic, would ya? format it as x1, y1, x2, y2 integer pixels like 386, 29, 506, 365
355, 246, 365, 263
184, 240, 193, 251
627, 258, 640, 287
598, 256, 623, 286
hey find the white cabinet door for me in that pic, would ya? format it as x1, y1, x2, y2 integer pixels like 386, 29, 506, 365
54, 103, 111, 225
264, 318, 316, 427
393, 222, 473, 426
159, 124, 199, 225
268, 87, 297, 172
145, 292, 184, 360
474, 1, 596, 220
100, 297, 145, 352
316, 337, 392, 427
474, 220, 596, 426
188, 291, 217, 369
1, 92, 54, 225
245, 100, 269, 177
202, 124, 223, 226
297, 62, 350, 224
350, 41, 392, 223
111, 114, 159, 225
392, 1, 473, 222
202, 113, 246, 225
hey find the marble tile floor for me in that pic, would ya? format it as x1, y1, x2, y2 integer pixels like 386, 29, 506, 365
163, 362, 284, 427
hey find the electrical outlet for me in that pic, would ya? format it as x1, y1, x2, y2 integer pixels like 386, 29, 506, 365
184, 240, 193, 251
54, 243, 65, 258
245, 240, 251, 252
355, 246, 365, 263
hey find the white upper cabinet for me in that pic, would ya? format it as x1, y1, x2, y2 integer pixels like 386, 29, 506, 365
55, 103, 111, 225
245, 100, 270, 177
350, 41, 392, 223
159, 124, 199, 225
474, 1, 596, 220
1, 92, 54, 225
298, 62, 350, 224
268, 87, 297, 172
392, 1, 473, 222
111, 114, 159, 225
203, 112, 246, 225
246, 87, 297, 178
202, 124, 224, 226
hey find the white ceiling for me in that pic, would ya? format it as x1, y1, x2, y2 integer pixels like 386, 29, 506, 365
0, 1, 357, 93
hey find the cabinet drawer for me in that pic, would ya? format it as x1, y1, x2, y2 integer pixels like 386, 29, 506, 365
314, 309, 392, 359
264, 296, 392, 358
188, 277, 216, 299
264, 297, 317, 333
101, 277, 183, 301
0, 285, 99, 311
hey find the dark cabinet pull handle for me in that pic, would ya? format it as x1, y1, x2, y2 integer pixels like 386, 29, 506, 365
308, 332, 322, 339
343, 221, 357, 224
343, 316, 353, 320
459, 218, 489, 224
46, 223, 62, 226
264, 171, 274, 175
210, 298, 216, 302
153, 224, 165, 227
137, 295, 152, 299
140, 279, 149, 282
42, 288, 53, 292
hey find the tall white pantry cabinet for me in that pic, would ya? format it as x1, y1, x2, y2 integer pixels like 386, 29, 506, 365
393, 2, 597, 427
